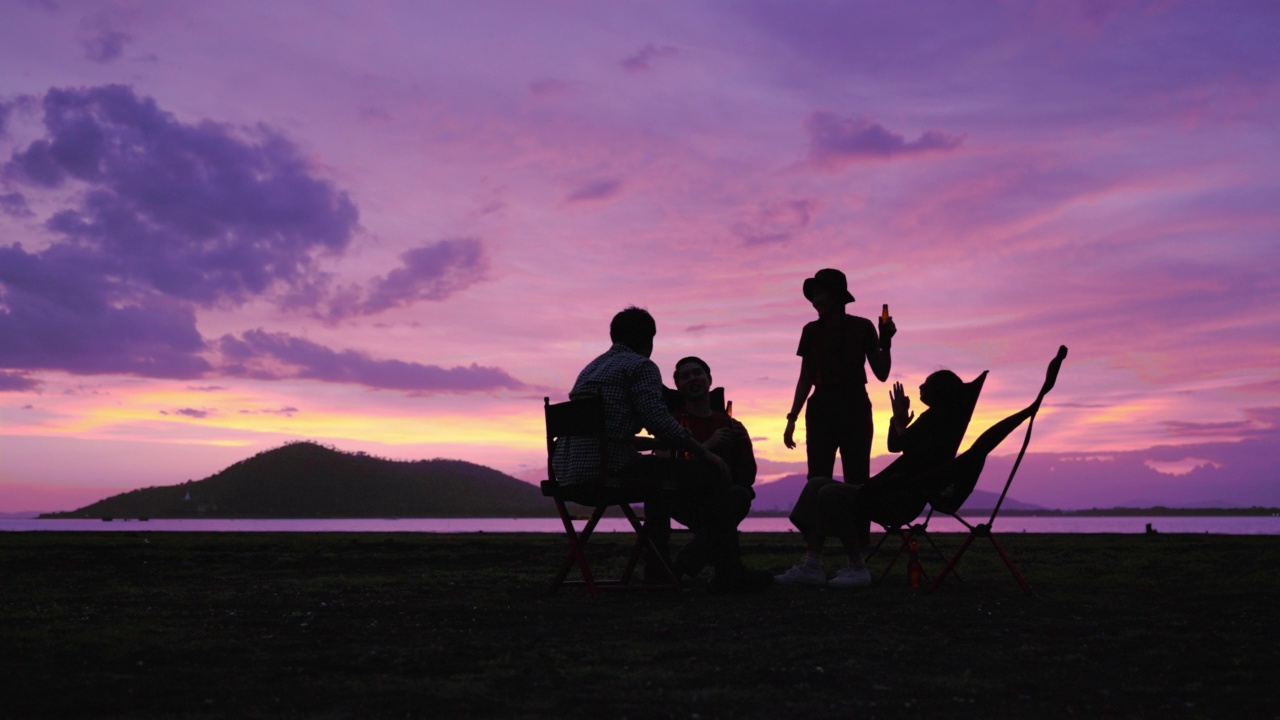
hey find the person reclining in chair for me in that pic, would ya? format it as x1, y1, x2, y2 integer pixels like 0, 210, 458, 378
778, 353, 1062, 588
551, 307, 772, 593
777, 370, 971, 588
665, 356, 757, 579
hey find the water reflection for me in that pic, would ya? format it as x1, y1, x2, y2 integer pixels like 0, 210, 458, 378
3, 516, 1279, 534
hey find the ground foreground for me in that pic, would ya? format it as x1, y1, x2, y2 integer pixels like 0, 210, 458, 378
2, 531, 1277, 719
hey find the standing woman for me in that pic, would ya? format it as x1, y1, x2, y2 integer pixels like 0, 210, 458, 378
778, 268, 895, 585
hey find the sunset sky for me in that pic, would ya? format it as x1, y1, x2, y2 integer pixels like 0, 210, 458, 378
2, 0, 1278, 513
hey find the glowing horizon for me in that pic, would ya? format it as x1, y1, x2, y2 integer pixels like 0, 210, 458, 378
2, 1, 1278, 513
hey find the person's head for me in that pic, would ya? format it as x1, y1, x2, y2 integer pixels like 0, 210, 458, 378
673, 356, 712, 401
802, 268, 855, 318
919, 369, 964, 409
609, 306, 656, 357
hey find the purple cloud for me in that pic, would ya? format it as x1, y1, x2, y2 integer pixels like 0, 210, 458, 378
805, 111, 962, 168
0, 253, 212, 378
0, 370, 40, 392
359, 238, 488, 314
216, 329, 526, 393
565, 177, 623, 203
1162, 407, 1280, 441
161, 407, 210, 419
0, 192, 32, 218
731, 198, 815, 246
4, 85, 359, 307
529, 79, 570, 98
360, 105, 392, 124
239, 406, 299, 416
621, 43, 678, 73
81, 30, 130, 64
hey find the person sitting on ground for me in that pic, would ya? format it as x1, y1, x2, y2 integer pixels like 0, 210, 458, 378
665, 356, 757, 579
551, 307, 772, 593
777, 369, 974, 588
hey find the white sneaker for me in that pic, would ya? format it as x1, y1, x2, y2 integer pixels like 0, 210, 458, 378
828, 565, 872, 588
774, 563, 827, 586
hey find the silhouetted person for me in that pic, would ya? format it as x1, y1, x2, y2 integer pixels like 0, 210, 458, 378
778, 269, 894, 581
781, 348, 1066, 587
666, 356, 757, 578
551, 307, 772, 593
779, 370, 968, 586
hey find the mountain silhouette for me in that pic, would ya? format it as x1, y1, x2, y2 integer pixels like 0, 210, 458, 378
41, 441, 555, 519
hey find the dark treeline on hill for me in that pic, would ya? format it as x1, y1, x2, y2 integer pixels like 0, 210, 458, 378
41, 442, 556, 519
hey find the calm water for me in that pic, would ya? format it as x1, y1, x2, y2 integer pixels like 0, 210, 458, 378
2, 516, 1279, 534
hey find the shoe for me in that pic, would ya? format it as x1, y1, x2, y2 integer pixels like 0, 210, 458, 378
774, 563, 827, 586
828, 565, 872, 588
710, 567, 773, 594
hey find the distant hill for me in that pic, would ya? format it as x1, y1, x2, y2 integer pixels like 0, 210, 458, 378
41, 442, 555, 519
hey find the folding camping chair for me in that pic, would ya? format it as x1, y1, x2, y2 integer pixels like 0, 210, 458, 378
927, 346, 1068, 591
866, 346, 1067, 591
866, 371, 988, 585
540, 396, 681, 597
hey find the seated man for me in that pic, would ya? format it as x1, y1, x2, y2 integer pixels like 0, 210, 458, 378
666, 356, 757, 578
551, 307, 772, 593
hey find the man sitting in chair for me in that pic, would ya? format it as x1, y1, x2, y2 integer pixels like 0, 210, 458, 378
666, 356, 757, 580
552, 307, 772, 593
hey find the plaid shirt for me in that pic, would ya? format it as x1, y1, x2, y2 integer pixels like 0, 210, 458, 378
552, 343, 694, 485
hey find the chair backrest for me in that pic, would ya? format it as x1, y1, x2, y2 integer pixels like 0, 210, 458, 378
544, 396, 607, 484
662, 386, 727, 413
935, 371, 988, 461
928, 347, 1066, 517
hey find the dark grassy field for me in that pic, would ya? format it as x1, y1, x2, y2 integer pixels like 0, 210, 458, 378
2, 531, 1277, 719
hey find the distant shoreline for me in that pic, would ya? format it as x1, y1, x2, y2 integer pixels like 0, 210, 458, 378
22, 506, 1280, 520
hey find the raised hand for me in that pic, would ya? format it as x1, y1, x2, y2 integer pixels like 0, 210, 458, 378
879, 317, 897, 343
890, 381, 914, 426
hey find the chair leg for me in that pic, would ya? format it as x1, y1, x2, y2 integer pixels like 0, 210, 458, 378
549, 502, 607, 598
619, 505, 645, 584
987, 534, 1030, 592
864, 527, 896, 563
620, 505, 681, 591
930, 532, 975, 591
930, 528, 1027, 592
921, 531, 962, 584
875, 529, 911, 583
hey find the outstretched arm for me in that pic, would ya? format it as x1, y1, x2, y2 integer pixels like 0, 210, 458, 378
783, 356, 815, 450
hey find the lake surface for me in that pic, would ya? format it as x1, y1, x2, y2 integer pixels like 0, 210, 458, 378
3, 516, 1279, 534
